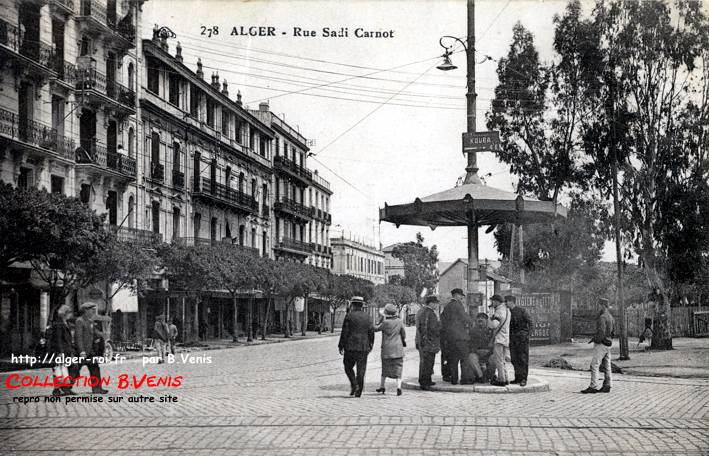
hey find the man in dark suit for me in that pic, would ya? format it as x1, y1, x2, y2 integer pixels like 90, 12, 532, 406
440, 288, 473, 385
71, 301, 108, 394
507, 295, 532, 386
415, 295, 440, 390
338, 296, 374, 397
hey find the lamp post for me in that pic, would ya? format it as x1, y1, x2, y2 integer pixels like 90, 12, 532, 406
437, 0, 481, 306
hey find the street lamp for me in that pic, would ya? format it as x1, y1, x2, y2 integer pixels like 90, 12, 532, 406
436, 36, 467, 71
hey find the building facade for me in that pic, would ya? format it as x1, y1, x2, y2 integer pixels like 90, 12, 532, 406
331, 236, 385, 285
0, 3, 333, 352
382, 243, 405, 283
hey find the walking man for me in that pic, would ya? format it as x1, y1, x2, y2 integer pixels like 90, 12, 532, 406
441, 288, 473, 385
338, 296, 374, 397
488, 294, 511, 387
581, 298, 615, 394
71, 301, 108, 394
507, 295, 532, 386
415, 295, 441, 390
153, 315, 169, 363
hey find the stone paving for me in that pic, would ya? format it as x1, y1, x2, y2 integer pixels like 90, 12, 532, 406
0, 327, 708, 455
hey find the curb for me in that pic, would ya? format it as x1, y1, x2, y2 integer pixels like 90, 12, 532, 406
401, 375, 550, 393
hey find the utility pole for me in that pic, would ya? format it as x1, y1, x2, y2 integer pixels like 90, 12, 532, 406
609, 65, 629, 360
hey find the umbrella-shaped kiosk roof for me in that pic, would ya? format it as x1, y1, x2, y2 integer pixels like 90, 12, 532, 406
380, 182, 567, 228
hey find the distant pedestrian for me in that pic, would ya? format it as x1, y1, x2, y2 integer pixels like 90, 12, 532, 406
374, 303, 407, 396
440, 288, 474, 385
488, 294, 511, 387
48, 304, 76, 396
581, 298, 615, 394
153, 315, 169, 363
467, 313, 494, 383
71, 301, 108, 394
416, 295, 441, 390
338, 296, 374, 397
507, 295, 532, 386
168, 318, 178, 355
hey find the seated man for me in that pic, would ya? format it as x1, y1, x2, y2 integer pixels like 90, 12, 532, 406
468, 313, 494, 383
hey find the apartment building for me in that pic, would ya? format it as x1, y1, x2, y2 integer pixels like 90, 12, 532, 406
331, 236, 385, 285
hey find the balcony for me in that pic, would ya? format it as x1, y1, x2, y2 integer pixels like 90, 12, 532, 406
110, 226, 163, 244
274, 155, 312, 186
191, 177, 258, 214
52, 58, 77, 88
0, 18, 57, 80
75, 141, 136, 182
172, 170, 184, 188
274, 237, 314, 258
274, 197, 314, 223
311, 207, 332, 225
0, 108, 74, 162
150, 162, 164, 181
174, 237, 259, 256
76, 0, 134, 52
75, 68, 135, 116
50, 0, 75, 15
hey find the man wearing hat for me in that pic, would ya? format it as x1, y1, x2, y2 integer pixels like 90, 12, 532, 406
440, 288, 474, 385
507, 295, 532, 387
71, 301, 108, 394
487, 294, 511, 386
415, 295, 441, 390
581, 298, 615, 394
338, 296, 374, 397
153, 315, 170, 363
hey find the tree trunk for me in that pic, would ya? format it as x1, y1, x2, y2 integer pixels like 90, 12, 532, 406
317, 312, 323, 334
331, 303, 336, 333
646, 265, 672, 350
301, 295, 307, 336
193, 298, 199, 342
284, 299, 291, 338
232, 294, 239, 342
247, 297, 253, 342
261, 295, 271, 341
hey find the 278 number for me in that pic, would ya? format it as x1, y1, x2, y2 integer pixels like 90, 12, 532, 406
201, 26, 219, 37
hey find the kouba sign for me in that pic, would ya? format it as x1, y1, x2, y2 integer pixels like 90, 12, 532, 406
514, 293, 561, 343
462, 131, 501, 152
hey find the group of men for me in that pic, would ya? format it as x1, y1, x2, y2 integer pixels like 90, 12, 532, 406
416, 289, 532, 389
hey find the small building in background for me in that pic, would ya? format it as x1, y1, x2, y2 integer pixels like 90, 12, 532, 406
382, 243, 405, 283
438, 258, 511, 313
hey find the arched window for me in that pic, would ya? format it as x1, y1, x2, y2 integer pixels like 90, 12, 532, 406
127, 127, 134, 158
128, 62, 135, 91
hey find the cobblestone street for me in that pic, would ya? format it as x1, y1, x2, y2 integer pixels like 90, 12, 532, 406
1, 328, 708, 455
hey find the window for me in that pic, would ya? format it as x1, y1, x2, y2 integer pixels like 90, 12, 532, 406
259, 137, 266, 157
172, 208, 180, 240
251, 228, 256, 248
210, 217, 218, 241
222, 109, 229, 135
190, 84, 199, 117
206, 98, 215, 128
262, 184, 268, 205
193, 212, 201, 238
147, 60, 159, 94
151, 132, 160, 164
251, 178, 256, 197
238, 172, 244, 193
128, 196, 135, 229
151, 201, 160, 234
128, 63, 135, 91
50, 175, 64, 194
80, 183, 91, 203
249, 128, 255, 149
234, 118, 242, 144
262, 230, 267, 257
239, 225, 245, 246
80, 36, 91, 56
168, 73, 180, 106
275, 136, 280, 156
106, 191, 117, 226
18, 167, 32, 189
128, 127, 135, 158
172, 142, 181, 172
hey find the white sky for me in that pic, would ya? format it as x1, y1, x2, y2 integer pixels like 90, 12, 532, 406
142, 0, 621, 263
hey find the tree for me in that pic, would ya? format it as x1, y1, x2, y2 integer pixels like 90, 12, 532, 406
87, 236, 159, 316
372, 283, 417, 313
275, 262, 328, 337
390, 233, 439, 297
321, 274, 375, 333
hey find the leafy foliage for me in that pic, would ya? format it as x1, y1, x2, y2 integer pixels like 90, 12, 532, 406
371, 283, 417, 309
389, 233, 439, 297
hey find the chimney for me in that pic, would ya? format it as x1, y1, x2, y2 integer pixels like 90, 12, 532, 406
211, 72, 221, 90
221, 79, 229, 97
196, 58, 203, 79
175, 41, 183, 62
236, 90, 242, 107
152, 24, 160, 44
259, 101, 269, 113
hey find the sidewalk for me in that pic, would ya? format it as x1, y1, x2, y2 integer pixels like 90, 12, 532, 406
0, 329, 341, 371
529, 336, 709, 379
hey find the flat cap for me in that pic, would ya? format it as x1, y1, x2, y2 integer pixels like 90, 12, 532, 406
451, 288, 465, 296
489, 294, 504, 306
504, 295, 516, 303
79, 301, 97, 311
598, 298, 610, 306
350, 296, 364, 305
425, 295, 439, 304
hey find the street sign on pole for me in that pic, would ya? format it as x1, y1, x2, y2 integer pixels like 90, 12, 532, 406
462, 131, 500, 152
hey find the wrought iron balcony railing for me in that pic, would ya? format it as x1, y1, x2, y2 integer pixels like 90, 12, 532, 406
276, 237, 314, 254
76, 140, 136, 177
193, 178, 258, 213
274, 197, 314, 219
0, 18, 56, 71
172, 170, 184, 188
79, 0, 107, 24
274, 155, 313, 182
110, 226, 162, 244
0, 108, 74, 160
174, 237, 259, 256
53, 58, 77, 85
76, 68, 135, 109
151, 162, 165, 181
